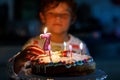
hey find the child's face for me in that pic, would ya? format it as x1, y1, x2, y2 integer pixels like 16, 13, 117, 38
40, 3, 73, 35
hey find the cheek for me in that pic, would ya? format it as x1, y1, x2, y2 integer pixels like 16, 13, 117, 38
45, 19, 53, 25
63, 19, 72, 28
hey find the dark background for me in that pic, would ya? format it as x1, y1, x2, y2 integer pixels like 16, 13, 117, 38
0, 0, 120, 80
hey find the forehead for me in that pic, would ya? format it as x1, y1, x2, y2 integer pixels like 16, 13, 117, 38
44, 2, 71, 13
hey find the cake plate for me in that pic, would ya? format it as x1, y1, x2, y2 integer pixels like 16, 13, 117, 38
18, 69, 107, 80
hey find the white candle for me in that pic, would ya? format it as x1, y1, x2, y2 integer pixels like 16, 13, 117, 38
79, 42, 83, 55
40, 27, 51, 51
63, 41, 67, 51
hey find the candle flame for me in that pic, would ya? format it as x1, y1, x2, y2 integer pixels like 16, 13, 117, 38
64, 41, 67, 50
80, 42, 83, 50
44, 27, 47, 34
64, 42, 66, 46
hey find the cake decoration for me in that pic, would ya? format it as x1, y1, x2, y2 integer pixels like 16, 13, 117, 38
40, 27, 51, 51
18, 44, 96, 76
12, 27, 96, 76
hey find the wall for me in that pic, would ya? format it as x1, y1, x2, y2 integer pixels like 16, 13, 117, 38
77, 0, 120, 35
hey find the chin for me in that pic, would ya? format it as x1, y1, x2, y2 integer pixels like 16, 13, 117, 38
52, 31, 66, 35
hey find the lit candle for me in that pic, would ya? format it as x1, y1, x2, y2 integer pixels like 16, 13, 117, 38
69, 44, 72, 58
63, 41, 67, 51
48, 44, 52, 62
79, 42, 83, 55
40, 27, 51, 51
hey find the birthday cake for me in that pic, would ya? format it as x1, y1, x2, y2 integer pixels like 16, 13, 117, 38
14, 45, 96, 76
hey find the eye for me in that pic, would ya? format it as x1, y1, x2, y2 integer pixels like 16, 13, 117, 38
45, 12, 71, 19
60, 13, 71, 19
46, 12, 54, 17
62, 13, 70, 17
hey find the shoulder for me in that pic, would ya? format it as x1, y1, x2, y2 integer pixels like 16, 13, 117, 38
69, 34, 87, 45
22, 35, 45, 50
69, 34, 82, 44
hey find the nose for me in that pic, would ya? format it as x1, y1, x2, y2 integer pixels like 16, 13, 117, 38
55, 14, 62, 18
54, 14, 62, 22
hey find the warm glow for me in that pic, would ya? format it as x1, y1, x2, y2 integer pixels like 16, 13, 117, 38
44, 27, 47, 34
64, 41, 67, 50
80, 42, 83, 50
64, 42, 67, 46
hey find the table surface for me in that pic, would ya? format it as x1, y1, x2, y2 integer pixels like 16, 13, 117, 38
18, 69, 107, 80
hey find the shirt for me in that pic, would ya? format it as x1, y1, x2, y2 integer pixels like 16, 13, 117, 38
8, 34, 90, 79
22, 34, 90, 55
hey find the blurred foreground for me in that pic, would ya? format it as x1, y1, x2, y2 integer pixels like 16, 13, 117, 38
0, 37, 120, 80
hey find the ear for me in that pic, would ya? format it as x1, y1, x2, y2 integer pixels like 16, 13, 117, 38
39, 12, 45, 24
71, 16, 76, 25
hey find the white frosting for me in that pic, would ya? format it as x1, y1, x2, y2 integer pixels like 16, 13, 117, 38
38, 51, 91, 63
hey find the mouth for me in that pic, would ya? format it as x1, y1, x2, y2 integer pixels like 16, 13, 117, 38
53, 24, 62, 27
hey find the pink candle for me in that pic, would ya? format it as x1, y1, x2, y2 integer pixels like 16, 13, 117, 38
48, 44, 52, 62
40, 27, 51, 51
69, 44, 72, 58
